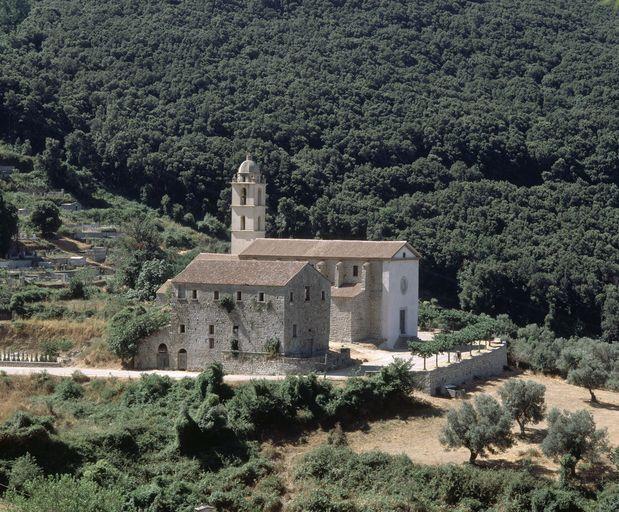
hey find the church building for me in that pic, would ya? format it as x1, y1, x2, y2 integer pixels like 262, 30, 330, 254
135, 156, 420, 372
231, 156, 419, 348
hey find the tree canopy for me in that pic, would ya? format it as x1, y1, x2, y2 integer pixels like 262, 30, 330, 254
0, 0, 617, 336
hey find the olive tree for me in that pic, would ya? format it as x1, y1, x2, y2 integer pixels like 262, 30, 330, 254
541, 408, 608, 479
440, 394, 513, 463
498, 379, 546, 436
567, 353, 609, 403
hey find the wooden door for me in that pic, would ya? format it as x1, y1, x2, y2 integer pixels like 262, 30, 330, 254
177, 349, 187, 371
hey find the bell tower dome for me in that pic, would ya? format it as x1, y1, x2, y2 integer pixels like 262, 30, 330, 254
230, 154, 267, 254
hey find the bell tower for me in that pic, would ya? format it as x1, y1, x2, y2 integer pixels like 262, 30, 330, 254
230, 155, 266, 254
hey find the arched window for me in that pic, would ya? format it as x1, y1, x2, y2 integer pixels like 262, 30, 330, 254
157, 344, 169, 370
257, 188, 262, 206
241, 187, 247, 205
240, 216, 246, 230
256, 216, 261, 231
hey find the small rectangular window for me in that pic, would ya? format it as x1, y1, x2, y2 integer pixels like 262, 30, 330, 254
292, 324, 297, 338
209, 324, 214, 335
289, 292, 294, 303
258, 292, 265, 302
177, 287, 186, 299
179, 324, 186, 334
233, 325, 239, 335
236, 291, 242, 301
208, 338, 214, 349
304, 286, 310, 301
213, 290, 220, 300
321, 290, 326, 301
353, 265, 359, 277
192, 289, 198, 300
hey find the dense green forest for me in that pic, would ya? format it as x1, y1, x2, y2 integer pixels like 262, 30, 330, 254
0, 0, 618, 337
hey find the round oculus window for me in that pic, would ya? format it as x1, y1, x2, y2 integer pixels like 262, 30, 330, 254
400, 276, 408, 294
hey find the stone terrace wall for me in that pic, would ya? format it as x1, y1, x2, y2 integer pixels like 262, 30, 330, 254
415, 343, 508, 396
220, 348, 353, 375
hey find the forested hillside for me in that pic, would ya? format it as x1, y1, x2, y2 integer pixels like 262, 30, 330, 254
1, 0, 617, 337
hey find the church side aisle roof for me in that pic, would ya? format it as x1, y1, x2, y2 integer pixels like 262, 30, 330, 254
239, 239, 420, 260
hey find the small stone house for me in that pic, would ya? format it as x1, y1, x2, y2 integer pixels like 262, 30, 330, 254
135, 254, 331, 371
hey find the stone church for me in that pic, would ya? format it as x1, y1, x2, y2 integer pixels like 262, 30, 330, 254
230, 156, 420, 348
135, 157, 419, 372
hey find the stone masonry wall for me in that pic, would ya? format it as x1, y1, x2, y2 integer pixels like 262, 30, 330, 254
135, 266, 331, 370
415, 343, 508, 396
135, 285, 287, 371
218, 348, 353, 375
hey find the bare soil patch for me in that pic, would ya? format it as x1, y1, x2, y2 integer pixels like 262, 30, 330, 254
275, 371, 619, 479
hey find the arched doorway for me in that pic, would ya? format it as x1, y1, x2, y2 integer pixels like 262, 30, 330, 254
177, 349, 187, 371
157, 344, 169, 369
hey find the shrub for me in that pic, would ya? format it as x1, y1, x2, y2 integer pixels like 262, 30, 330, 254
440, 394, 514, 463
5, 474, 125, 512
597, 484, 619, 512
529, 487, 589, 512
8, 454, 43, 492
71, 370, 90, 383
195, 362, 230, 400
122, 374, 173, 405
226, 380, 295, 437
219, 295, 235, 313
54, 378, 84, 400
9, 287, 51, 316
107, 305, 169, 365
263, 337, 281, 356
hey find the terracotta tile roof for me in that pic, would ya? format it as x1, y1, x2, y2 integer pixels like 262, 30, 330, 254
156, 279, 172, 295
239, 238, 420, 260
171, 257, 308, 287
195, 252, 239, 261
331, 283, 364, 298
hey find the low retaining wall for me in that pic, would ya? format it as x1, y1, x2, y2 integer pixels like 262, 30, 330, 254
220, 348, 354, 375
415, 343, 508, 396
0, 361, 62, 368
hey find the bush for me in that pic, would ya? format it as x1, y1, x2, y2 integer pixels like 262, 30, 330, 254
122, 374, 173, 405
54, 378, 84, 400
219, 295, 235, 313
263, 337, 280, 356
226, 380, 295, 437
71, 370, 90, 383
0, 412, 79, 473
107, 305, 169, 365
8, 454, 43, 492
195, 363, 230, 400
5, 474, 125, 512
9, 287, 51, 316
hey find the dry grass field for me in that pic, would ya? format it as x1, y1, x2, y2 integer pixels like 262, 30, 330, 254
276, 371, 619, 480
